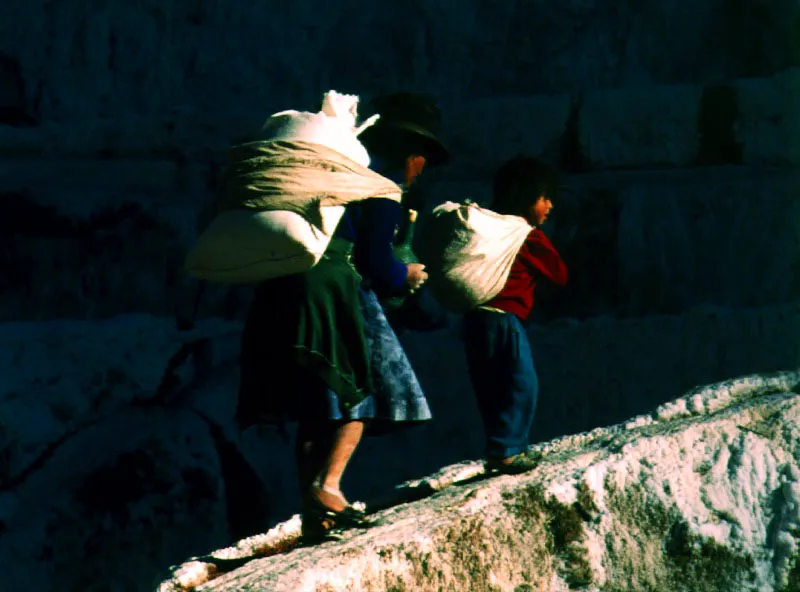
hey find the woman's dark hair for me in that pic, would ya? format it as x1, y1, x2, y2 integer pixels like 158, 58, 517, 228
491, 156, 560, 217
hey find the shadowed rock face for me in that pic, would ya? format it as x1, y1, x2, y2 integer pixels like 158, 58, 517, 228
0, 193, 185, 319
0, 317, 243, 592
0, 53, 38, 126
161, 372, 800, 592
0, 407, 229, 592
2, 0, 799, 122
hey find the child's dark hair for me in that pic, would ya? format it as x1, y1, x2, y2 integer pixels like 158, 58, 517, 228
491, 156, 560, 217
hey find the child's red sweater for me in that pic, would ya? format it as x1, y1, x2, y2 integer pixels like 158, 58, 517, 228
484, 228, 568, 321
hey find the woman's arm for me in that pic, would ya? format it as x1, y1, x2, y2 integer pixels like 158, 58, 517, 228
352, 198, 409, 297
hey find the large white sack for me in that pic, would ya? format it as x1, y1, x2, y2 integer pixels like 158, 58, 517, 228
184, 206, 345, 283
185, 90, 381, 284
421, 201, 532, 312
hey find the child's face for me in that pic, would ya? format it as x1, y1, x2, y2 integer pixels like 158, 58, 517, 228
528, 195, 553, 226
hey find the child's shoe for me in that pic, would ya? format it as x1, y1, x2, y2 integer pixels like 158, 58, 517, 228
484, 452, 541, 475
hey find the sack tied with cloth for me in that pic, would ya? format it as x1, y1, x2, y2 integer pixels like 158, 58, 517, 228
420, 200, 533, 313
184, 90, 401, 284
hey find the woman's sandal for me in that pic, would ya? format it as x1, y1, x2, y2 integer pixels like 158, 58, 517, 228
300, 492, 374, 544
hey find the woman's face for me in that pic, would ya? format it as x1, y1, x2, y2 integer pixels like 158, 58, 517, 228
404, 155, 427, 187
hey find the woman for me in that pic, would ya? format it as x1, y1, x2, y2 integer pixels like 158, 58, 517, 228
237, 92, 449, 542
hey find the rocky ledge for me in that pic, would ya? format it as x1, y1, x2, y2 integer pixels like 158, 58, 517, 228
160, 371, 800, 592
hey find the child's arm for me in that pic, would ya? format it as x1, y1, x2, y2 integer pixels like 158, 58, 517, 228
522, 229, 569, 287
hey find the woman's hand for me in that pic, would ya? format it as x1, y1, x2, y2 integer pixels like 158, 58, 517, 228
406, 263, 428, 293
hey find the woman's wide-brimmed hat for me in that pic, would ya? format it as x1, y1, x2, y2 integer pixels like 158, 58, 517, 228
359, 92, 450, 167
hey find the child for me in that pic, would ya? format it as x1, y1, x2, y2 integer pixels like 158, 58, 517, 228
463, 156, 568, 474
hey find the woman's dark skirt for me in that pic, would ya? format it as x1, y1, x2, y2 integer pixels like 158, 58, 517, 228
237, 239, 432, 433
237, 238, 372, 427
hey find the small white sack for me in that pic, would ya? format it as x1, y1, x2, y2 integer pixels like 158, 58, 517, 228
421, 201, 533, 312
185, 90, 381, 284
184, 205, 344, 283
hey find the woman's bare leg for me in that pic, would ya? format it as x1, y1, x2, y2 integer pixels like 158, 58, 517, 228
309, 420, 365, 511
